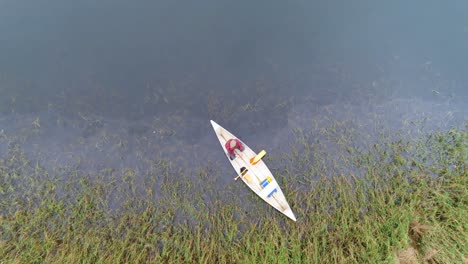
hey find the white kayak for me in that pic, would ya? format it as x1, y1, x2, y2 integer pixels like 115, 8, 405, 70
210, 120, 296, 221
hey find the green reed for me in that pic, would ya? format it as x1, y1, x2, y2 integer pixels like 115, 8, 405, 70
0, 124, 466, 263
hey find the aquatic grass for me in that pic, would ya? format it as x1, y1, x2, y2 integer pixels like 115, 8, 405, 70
0, 124, 467, 263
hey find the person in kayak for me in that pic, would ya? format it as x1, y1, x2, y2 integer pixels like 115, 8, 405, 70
225, 138, 245, 160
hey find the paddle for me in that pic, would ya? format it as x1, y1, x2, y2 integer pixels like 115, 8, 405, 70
250, 150, 266, 165
234, 151, 266, 181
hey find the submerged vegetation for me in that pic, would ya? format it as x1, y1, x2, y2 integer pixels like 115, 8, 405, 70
0, 116, 466, 263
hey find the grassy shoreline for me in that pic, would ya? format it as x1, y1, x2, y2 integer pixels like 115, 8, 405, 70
1, 126, 466, 263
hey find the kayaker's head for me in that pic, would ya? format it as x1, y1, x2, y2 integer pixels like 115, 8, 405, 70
240, 167, 247, 175
230, 139, 236, 148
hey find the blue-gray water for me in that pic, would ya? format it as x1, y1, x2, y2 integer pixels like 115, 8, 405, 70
1, 0, 467, 186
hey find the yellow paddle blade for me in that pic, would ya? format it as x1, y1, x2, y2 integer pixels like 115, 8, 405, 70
250, 150, 266, 165
244, 174, 252, 182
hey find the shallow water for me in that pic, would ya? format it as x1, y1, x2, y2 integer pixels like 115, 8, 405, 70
0, 81, 465, 177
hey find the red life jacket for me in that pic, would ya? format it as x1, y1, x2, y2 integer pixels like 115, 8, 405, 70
225, 139, 243, 156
